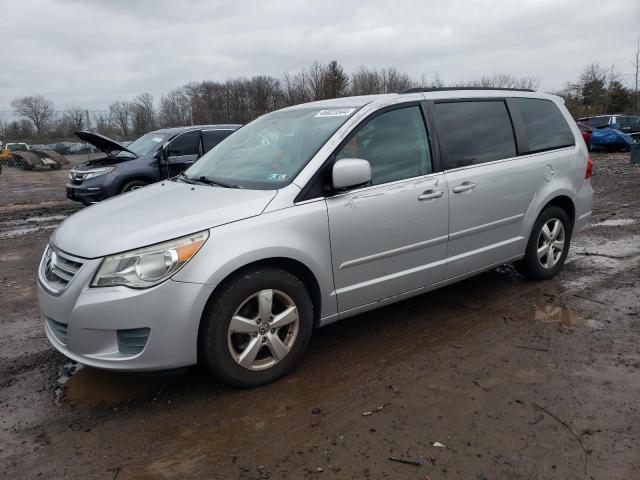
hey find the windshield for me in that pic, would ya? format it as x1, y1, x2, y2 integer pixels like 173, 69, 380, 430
117, 132, 168, 157
613, 116, 640, 128
185, 107, 357, 189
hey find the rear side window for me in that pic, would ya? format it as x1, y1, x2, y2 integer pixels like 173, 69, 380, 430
203, 130, 233, 152
168, 130, 200, 157
512, 98, 575, 153
435, 101, 516, 169
336, 106, 431, 186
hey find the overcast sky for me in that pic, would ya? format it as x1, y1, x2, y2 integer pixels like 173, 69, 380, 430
1, 0, 638, 112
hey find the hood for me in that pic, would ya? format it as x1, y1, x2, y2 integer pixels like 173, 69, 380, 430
72, 156, 130, 170
52, 181, 277, 258
75, 131, 137, 156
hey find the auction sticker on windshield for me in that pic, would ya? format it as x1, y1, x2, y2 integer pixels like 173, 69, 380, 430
314, 108, 356, 118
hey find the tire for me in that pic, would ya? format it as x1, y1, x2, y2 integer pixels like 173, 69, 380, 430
199, 267, 314, 387
49, 164, 61, 170
515, 206, 572, 280
119, 179, 148, 193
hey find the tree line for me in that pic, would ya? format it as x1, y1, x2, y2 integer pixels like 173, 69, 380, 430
3, 55, 639, 143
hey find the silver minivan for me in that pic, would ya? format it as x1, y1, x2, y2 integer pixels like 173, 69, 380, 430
38, 89, 593, 387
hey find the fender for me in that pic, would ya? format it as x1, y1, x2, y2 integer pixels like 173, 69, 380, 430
174, 200, 338, 320
522, 185, 576, 242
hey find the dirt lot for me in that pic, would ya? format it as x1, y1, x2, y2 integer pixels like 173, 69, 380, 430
0, 153, 638, 480
0, 153, 98, 206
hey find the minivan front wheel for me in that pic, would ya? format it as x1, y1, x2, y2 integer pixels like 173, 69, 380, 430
200, 267, 314, 387
516, 206, 572, 280
119, 179, 148, 193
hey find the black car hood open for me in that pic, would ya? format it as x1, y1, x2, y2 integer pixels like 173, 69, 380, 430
75, 131, 137, 156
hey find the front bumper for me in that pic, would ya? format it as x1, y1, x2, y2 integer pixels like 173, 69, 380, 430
37, 251, 215, 371
66, 183, 105, 204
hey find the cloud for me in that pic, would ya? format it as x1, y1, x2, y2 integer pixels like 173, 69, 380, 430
0, 0, 638, 111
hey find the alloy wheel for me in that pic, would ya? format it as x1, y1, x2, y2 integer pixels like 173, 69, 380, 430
537, 218, 565, 269
227, 289, 299, 370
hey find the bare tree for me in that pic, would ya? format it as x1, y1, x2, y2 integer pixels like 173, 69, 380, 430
416, 72, 444, 89
380, 67, 413, 93
306, 61, 327, 101
109, 102, 131, 138
92, 110, 113, 136
350, 66, 383, 95
454, 73, 541, 91
246, 75, 281, 113
130, 93, 157, 136
282, 70, 310, 105
10, 95, 56, 134
160, 88, 192, 127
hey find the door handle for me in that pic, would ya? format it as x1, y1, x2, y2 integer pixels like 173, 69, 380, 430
418, 189, 443, 201
453, 182, 476, 193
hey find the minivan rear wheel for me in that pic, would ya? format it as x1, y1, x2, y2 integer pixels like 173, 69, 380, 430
199, 267, 314, 387
516, 206, 572, 280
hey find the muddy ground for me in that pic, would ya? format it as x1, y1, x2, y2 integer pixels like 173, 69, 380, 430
0, 153, 638, 480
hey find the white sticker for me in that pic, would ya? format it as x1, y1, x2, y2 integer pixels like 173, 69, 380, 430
268, 173, 288, 181
315, 108, 356, 118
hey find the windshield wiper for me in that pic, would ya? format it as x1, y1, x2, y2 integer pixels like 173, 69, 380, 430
175, 171, 195, 184
198, 176, 241, 189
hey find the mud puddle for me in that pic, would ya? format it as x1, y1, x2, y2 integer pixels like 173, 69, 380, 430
592, 218, 636, 227
0, 213, 68, 239
59, 365, 183, 408
531, 304, 584, 326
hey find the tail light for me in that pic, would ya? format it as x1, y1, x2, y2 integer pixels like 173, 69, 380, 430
585, 156, 593, 179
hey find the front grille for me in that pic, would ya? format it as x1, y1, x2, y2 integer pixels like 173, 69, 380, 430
117, 328, 150, 355
40, 245, 84, 294
47, 318, 68, 345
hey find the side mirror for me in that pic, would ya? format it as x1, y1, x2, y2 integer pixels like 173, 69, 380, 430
154, 143, 167, 160
332, 158, 371, 190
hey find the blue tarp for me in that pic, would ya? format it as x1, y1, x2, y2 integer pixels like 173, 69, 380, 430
589, 127, 634, 148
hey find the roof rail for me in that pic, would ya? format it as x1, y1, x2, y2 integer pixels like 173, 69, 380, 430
400, 87, 534, 93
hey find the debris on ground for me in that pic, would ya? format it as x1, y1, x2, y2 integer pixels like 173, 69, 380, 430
362, 402, 390, 416
388, 456, 422, 466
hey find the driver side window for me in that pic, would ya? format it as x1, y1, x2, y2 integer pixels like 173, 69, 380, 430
168, 130, 200, 157
336, 106, 432, 186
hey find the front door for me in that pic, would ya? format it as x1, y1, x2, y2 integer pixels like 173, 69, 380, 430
325, 104, 449, 313
165, 130, 201, 178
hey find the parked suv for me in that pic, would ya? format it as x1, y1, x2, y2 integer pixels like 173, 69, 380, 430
38, 89, 592, 387
66, 125, 241, 204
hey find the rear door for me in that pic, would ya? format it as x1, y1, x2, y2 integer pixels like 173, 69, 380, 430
202, 129, 235, 154
166, 130, 201, 177
325, 104, 449, 313
433, 99, 535, 278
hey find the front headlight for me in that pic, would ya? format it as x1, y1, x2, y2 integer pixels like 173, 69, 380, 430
70, 166, 116, 181
91, 230, 209, 288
